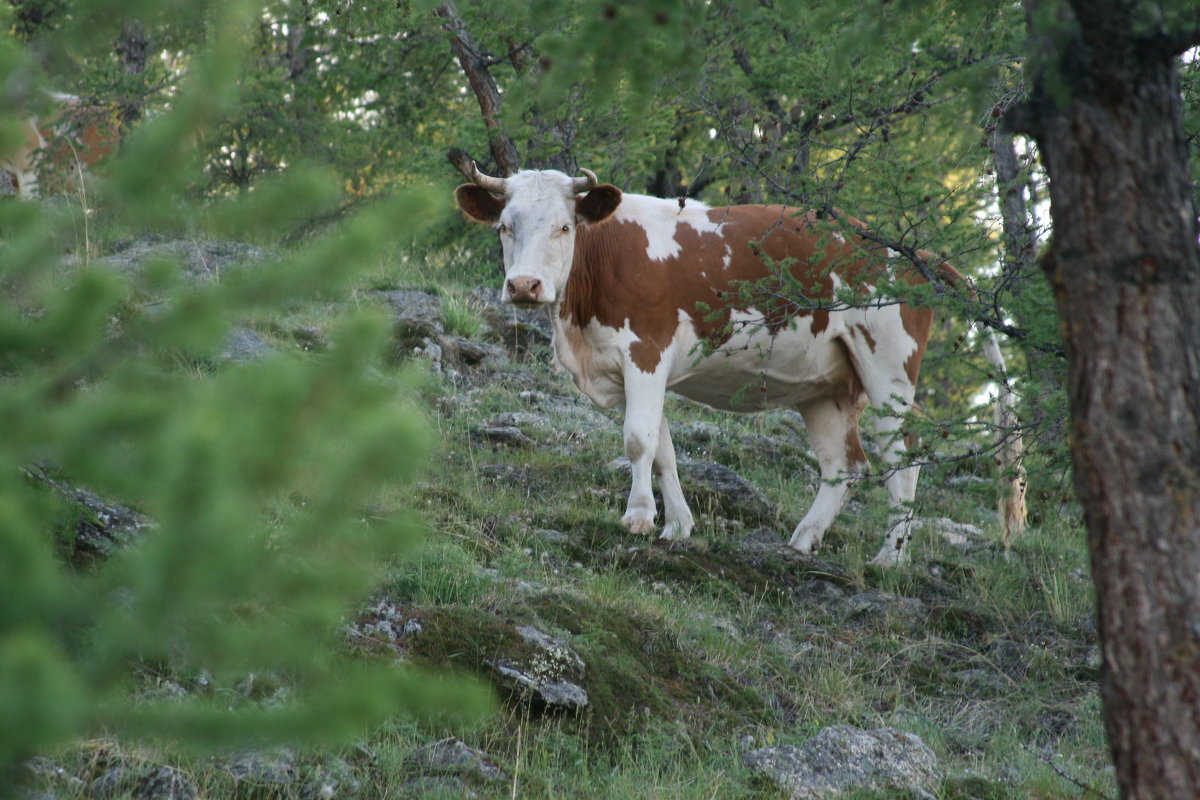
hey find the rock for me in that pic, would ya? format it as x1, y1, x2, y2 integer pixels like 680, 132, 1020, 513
26, 465, 149, 562
607, 457, 777, 526
399, 776, 477, 798
925, 517, 989, 548
671, 420, 723, 445
794, 579, 848, 607
440, 335, 504, 367
22, 757, 85, 798
743, 725, 940, 800
291, 324, 328, 352
741, 526, 786, 549
485, 626, 588, 711
408, 738, 507, 783
377, 290, 444, 348
471, 424, 534, 448
952, 668, 1012, 693
491, 411, 553, 431
225, 748, 298, 787
468, 286, 552, 349
221, 326, 273, 362
984, 638, 1028, 678
845, 591, 928, 629
678, 461, 777, 526
518, 390, 614, 430
133, 767, 199, 800
90, 766, 136, 798
415, 337, 444, 373
97, 237, 273, 281
478, 464, 536, 486
298, 759, 361, 800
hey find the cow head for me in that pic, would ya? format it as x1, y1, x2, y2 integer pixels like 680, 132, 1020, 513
455, 164, 622, 306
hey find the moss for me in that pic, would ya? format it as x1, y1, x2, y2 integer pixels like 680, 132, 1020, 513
523, 592, 770, 748
550, 515, 851, 604
404, 605, 538, 677
397, 589, 772, 753
617, 544, 797, 604
940, 775, 1012, 800
926, 603, 995, 641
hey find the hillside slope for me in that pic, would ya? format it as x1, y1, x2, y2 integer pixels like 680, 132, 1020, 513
25, 261, 1106, 800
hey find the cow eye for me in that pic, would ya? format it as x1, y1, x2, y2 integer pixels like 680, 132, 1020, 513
560, 224, 570, 233
498, 223, 508, 234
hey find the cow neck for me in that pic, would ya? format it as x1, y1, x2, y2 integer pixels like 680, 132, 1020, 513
560, 219, 618, 329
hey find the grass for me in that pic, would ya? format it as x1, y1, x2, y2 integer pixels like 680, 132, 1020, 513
22, 234, 1113, 800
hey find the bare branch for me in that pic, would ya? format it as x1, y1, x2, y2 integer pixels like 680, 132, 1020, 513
434, 1, 519, 176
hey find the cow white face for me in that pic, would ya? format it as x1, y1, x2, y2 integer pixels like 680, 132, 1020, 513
456, 169, 621, 306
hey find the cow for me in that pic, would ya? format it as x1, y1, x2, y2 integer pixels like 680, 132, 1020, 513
1, 93, 119, 198
1, 115, 49, 198
455, 165, 964, 565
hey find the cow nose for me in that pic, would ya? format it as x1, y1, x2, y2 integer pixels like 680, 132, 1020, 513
506, 276, 542, 304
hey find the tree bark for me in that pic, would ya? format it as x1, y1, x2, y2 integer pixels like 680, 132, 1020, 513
1013, 2, 1200, 797
987, 117, 1033, 546
115, 21, 148, 128
435, 1, 520, 176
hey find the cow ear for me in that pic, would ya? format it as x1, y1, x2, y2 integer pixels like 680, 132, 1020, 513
455, 184, 506, 223
576, 184, 622, 224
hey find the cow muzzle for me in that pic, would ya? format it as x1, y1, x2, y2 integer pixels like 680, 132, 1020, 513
505, 275, 546, 306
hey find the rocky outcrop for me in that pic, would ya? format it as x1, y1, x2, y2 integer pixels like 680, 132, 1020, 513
468, 286, 553, 349
485, 626, 589, 711
95, 237, 274, 280
407, 738, 507, 783
744, 725, 941, 799
609, 456, 778, 527
25, 465, 150, 563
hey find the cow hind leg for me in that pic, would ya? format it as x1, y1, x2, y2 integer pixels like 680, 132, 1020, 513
859, 378, 922, 566
787, 393, 869, 555
653, 415, 694, 539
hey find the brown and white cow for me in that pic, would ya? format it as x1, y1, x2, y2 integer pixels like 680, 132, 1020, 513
456, 165, 961, 565
1, 94, 119, 198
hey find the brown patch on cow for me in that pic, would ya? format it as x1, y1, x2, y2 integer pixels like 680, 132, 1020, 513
455, 184, 506, 222
4, 100, 122, 197
900, 305, 933, 385
855, 324, 877, 352
845, 424, 868, 468
563, 204, 940, 375
897, 251, 956, 386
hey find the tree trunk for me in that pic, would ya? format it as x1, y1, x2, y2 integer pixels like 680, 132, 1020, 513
1013, 2, 1200, 797
987, 119, 1033, 545
115, 21, 148, 128
435, 1, 520, 176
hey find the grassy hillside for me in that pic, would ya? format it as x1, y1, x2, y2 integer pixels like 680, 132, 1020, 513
22, 236, 1107, 800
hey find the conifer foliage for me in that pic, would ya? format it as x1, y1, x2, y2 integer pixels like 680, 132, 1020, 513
0, 0, 487, 792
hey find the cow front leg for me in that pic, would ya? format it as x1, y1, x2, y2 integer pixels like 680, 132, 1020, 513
654, 415, 694, 539
619, 369, 669, 535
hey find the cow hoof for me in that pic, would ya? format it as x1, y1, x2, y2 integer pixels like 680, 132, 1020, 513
867, 548, 909, 567
658, 522, 693, 540
622, 516, 656, 535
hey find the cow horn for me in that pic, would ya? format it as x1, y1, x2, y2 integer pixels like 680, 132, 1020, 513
471, 162, 508, 195
571, 168, 598, 193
